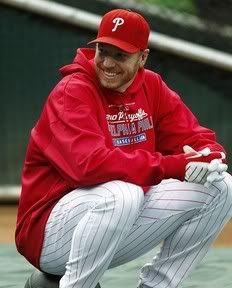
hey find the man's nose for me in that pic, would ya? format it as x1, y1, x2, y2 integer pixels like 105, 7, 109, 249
103, 56, 115, 68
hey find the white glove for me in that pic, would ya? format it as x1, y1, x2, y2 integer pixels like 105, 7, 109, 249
183, 145, 226, 160
183, 145, 209, 155
204, 159, 228, 188
183, 146, 209, 184
185, 161, 210, 184
183, 145, 228, 185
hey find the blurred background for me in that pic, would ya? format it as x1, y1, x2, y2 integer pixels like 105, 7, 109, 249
0, 0, 231, 187
0, 0, 232, 239
0, 1, 232, 287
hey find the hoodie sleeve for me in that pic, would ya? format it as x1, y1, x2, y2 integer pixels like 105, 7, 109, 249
32, 78, 188, 188
154, 76, 225, 155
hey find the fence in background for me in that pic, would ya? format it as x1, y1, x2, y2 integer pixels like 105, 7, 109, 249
1, 0, 232, 71
0, 0, 231, 200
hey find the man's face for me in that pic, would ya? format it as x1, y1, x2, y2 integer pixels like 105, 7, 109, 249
94, 43, 149, 92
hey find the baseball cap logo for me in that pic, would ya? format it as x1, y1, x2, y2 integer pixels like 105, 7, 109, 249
112, 17, 124, 32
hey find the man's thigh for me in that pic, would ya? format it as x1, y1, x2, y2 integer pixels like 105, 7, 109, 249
40, 180, 144, 274
109, 179, 218, 267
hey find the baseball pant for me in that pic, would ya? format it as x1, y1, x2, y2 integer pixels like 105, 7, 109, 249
40, 173, 232, 288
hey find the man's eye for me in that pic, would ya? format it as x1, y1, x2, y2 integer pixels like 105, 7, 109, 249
98, 48, 107, 57
115, 53, 127, 61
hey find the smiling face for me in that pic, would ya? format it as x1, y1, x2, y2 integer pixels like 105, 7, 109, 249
94, 43, 149, 92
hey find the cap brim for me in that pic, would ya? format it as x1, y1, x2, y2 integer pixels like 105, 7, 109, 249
88, 37, 139, 53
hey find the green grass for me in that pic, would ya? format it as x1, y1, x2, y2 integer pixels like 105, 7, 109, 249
134, 0, 197, 14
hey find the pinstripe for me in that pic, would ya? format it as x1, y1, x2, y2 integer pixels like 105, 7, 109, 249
71, 196, 108, 287
110, 181, 205, 261
177, 190, 232, 287
159, 180, 180, 186
111, 210, 194, 266
46, 206, 89, 230
168, 215, 200, 257
198, 168, 208, 182
68, 186, 118, 286
192, 167, 203, 181
41, 193, 108, 268
87, 183, 138, 288
151, 202, 213, 286
186, 165, 197, 179
146, 198, 207, 205
113, 187, 172, 256
170, 186, 231, 288
112, 183, 205, 264
148, 197, 219, 285
111, 212, 193, 267
86, 183, 141, 288
140, 177, 232, 288
39, 175, 232, 288
166, 216, 196, 259
177, 181, 231, 265
44, 209, 89, 250
40, 180, 143, 288
78, 187, 119, 287
146, 207, 185, 212
155, 188, 216, 198
88, 194, 115, 269
169, 192, 219, 255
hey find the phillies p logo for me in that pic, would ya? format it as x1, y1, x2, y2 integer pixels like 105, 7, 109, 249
112, 17, 124, 32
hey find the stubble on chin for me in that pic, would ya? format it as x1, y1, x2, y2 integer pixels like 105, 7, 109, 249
96, 70, 118, 90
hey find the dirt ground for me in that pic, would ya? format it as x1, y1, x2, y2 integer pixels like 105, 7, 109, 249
0, 205, 232, 246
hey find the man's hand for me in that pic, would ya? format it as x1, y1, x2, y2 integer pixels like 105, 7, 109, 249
205, 159, 228, 187
185, 161, 209, 184
183, 145, 228, 186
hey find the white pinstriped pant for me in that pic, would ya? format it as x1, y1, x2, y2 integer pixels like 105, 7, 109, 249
40, 173, 232, 288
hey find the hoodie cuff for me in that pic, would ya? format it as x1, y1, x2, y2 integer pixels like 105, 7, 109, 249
161, 154, 187, 181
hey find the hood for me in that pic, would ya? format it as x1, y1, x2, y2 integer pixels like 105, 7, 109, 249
59, 48, 96, 79
59, 48, 145, 96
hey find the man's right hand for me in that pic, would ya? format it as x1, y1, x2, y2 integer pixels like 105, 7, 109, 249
183, 145, 228, 185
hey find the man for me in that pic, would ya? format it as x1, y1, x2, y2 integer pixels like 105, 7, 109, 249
17, 8, 232, 288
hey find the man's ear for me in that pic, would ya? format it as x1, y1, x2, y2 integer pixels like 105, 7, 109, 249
139, 49, 149, 68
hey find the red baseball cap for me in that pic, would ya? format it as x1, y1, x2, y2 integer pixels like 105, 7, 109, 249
88, 9, 150, 53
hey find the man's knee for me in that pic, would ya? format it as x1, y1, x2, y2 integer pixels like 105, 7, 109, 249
150, 178, 231, 214
94, 180, 144, 225
214, 173, 232, 209
98, 180, 143, 204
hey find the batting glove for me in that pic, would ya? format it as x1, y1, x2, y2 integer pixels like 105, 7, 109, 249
185, 161, 209, 184
183, 145, 226, 160
204, 158, 228, 188
183, 145, 227, 185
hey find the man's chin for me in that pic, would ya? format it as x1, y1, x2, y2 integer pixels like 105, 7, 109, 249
99, 80, 119, 91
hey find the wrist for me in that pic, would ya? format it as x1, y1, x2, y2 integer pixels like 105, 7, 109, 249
161, 154, 187, 181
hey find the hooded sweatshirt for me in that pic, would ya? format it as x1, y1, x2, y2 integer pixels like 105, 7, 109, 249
15, 48, 224, 268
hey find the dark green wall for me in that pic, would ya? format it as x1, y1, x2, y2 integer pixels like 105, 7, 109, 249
0, 3, 231, 184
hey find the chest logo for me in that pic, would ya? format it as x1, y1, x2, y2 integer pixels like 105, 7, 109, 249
106, 108, 153, 146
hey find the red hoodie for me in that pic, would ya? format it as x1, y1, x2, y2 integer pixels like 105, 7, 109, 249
15, 48, 224, 268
